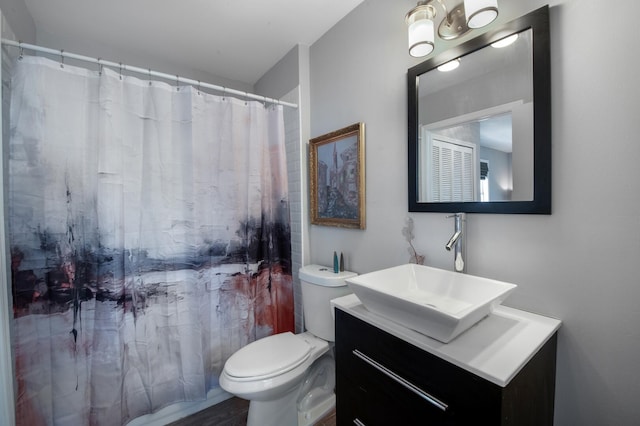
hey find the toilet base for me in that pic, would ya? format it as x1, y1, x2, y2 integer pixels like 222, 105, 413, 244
247, 386, 298, 426
298, 393, 335, 426
246, 390, 336, 426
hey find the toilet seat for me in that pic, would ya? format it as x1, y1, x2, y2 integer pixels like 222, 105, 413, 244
224, 332, 313, 381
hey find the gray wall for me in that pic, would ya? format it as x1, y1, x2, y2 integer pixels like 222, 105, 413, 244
255, 45, 300, 100
309, 0, 640, 425
0, 0, 33, 42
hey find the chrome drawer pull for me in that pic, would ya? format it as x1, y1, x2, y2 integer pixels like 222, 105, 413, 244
352, 349, 449, 412
353, 419, 366, 426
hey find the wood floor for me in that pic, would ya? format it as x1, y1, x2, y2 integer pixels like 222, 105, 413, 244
167, 397, 337, 426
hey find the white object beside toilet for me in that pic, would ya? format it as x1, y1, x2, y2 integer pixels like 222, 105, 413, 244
219, 264, 357, 426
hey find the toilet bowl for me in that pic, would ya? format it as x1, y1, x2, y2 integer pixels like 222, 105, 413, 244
219, 264, 357, 426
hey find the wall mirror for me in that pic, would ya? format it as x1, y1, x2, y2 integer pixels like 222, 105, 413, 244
408, 6, 550, 214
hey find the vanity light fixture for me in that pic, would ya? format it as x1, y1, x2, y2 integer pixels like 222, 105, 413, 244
437, 58, 460, 72
406, 0, 499, 58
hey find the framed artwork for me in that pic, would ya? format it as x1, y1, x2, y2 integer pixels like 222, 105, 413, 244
309, 122, 365, 229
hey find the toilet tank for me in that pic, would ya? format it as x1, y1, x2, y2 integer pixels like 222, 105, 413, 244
299, 264, 357, 341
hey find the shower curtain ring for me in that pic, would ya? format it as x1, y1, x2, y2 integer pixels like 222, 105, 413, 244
197, 80, 201, 95
59, 49, 64, 68
97, 58, 103, 76
18, 41, 24, 61
176, 75, 180, 91
119, 62, 123, 80
222, 87, 226, 101
148, 69, 152, 86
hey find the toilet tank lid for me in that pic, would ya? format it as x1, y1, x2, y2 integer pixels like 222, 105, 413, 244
299, 264, 357, 287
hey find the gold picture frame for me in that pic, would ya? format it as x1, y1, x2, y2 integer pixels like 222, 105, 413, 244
309, 123, 365, 229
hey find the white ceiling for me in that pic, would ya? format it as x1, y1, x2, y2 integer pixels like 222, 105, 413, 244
24, 0, 365, 85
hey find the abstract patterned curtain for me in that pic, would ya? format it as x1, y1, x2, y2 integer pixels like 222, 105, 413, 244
7, 56, 293, 425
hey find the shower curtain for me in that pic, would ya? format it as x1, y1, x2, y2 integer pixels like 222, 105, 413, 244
7, 56, 293, 425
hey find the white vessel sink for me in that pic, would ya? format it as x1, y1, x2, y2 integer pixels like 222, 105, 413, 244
345, 264, 516, 343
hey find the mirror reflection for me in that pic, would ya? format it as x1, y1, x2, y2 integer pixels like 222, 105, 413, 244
417, 28, 533, 203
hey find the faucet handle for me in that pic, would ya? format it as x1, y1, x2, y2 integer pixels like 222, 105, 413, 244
445, 213, 465, 219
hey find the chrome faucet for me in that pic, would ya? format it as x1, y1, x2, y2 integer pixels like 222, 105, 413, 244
445, 213, 466, 273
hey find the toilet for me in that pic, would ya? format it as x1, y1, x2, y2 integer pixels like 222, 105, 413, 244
219, 264, 357, 426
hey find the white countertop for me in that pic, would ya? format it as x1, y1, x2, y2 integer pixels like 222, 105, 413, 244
332, 294, 561, 387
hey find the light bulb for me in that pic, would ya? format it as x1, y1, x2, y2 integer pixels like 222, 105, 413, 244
491, 33, 518, 48
437, 59, 460, 72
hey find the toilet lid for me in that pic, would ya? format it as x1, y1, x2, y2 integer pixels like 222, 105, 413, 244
224, 332, 312, 380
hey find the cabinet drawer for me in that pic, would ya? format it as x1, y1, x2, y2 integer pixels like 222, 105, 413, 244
335, 309, 502, 424
337, 373, 452, 426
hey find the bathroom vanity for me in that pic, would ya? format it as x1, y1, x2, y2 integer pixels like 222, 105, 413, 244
333, 295, 561, 425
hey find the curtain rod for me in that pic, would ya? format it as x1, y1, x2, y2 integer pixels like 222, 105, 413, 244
1, 39, 298, 109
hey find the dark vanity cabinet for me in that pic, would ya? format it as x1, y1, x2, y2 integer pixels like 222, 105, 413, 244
335, 309, 557, 426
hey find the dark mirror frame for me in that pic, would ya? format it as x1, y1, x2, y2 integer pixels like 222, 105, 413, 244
408, 6, 551, 214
